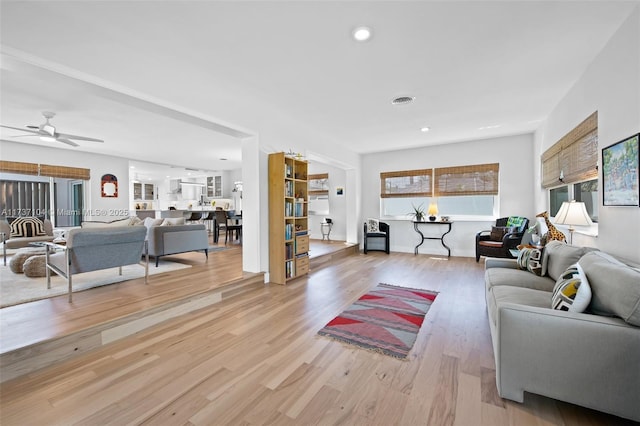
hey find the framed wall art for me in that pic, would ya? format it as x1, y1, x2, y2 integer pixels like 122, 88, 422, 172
602, 133, 639, 206
101, 173, 118, 197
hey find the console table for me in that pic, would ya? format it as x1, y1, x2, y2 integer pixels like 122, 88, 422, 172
413, 221, 453, 257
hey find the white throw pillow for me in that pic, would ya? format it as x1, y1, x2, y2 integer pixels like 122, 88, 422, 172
162, 217, 185, 226
143, 217, 164, 228
551, 263, 591, 312
366, 218, 380, 233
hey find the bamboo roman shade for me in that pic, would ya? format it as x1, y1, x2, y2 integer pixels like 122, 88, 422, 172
39, 164, 90, 180
542, 111, 598, 188
308, 173, 329, 195
0, 160, 39, 176
434, 163, 499, 196
380, 169, 433, 198
0, 160, 90, 180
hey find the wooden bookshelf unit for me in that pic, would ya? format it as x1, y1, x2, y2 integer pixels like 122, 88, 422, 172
268, 152, 309, 284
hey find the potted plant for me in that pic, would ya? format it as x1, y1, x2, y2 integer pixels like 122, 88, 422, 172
409, 203, 426, 222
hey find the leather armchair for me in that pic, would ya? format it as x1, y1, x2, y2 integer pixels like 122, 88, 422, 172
476, 216, 529, 262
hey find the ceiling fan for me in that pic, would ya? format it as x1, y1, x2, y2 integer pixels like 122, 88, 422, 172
0, 111, 104, 147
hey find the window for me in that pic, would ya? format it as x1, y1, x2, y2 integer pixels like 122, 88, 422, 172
380, 163, 498, 218
0, 160, 90, 226
548, 178, 598, 222
574, 179, 598, 222
542, 112, 599, 223
549, 186, 569, 217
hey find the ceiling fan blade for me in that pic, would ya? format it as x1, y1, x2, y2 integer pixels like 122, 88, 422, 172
56, 138, 79, 147
56, 132, 104, 143
0, 125, 41, 135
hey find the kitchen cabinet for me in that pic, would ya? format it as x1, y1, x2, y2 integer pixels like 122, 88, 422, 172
207, 175, 223, 198
133, 182, 155, 200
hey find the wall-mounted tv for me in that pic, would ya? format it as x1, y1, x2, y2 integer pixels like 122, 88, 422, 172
602, 133, 639, 206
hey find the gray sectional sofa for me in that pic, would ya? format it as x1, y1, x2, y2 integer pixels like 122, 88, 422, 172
81, 216, 209, 266
484, 241, 640, 421
146, 223, 209, 266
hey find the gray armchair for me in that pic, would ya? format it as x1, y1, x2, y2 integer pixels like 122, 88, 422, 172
46, 227, 148, 302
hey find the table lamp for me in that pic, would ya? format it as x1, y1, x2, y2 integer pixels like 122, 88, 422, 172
427, 202, 438, 221
554, 200, 592, 244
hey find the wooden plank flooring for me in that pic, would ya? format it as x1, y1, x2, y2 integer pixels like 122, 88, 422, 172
0, 251, 635, 425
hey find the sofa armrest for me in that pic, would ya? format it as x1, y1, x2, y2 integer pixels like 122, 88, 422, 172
496, 303, 640, 421
485, 258, 519, 270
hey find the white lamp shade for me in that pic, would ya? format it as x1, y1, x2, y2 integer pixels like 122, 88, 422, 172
554, 201, 593, 227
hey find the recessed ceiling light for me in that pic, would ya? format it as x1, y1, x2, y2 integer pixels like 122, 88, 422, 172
220, 158, 228, 161
391, 96, 415, 105
352, 26, 372, 42
420, 127, 431, 132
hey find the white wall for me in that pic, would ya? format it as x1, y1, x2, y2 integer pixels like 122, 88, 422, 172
534, 7, 640, 263
308, 162, 347, 241
0, 140, 130, 221
361, 133, 535, 258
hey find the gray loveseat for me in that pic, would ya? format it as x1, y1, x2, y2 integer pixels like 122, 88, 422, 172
484, 241, 640, 421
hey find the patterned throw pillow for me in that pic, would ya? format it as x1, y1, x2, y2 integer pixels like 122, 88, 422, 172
551, 263, 591, 312
8, 217, 47, 238
516, 247, 544, 276
506, 216, 526, 229
366, 218, 380, 233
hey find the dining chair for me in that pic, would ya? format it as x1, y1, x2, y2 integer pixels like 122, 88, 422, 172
214, 210, 242, 244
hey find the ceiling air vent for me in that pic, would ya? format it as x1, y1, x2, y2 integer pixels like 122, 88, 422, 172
391, 96, 415, 105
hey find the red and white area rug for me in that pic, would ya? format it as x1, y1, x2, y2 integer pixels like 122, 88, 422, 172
317, 283, 438, 359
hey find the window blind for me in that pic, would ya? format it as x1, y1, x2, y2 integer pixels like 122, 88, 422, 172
0, 160, 90, 180
39, 164, 91, 180
434, 163, 499, 196
380, 169, 432, 198
0, 160, 39, 176
542, 111, 598, 188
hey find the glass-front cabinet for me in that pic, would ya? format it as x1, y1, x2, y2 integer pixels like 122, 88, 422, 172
207, 175, 222, 198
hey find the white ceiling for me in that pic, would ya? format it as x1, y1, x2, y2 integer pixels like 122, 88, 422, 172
0, 1, 636, 178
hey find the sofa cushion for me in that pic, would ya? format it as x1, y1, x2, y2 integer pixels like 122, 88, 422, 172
490, 226, 516, 241
543, 241, 597, 281
8, 216, 47, 238
485, 266, 555, 293
579, 251, 640, 326
486, 285, 552, 326
551, 263, 591, 312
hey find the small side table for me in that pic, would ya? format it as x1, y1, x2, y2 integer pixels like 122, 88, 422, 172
413, 221, 453, 257
321, 222, 333, 240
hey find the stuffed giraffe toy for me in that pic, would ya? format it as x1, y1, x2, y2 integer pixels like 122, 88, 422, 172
536, 211, 566, 243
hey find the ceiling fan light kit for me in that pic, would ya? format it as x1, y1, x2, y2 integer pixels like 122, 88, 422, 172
0, 111, 105, 147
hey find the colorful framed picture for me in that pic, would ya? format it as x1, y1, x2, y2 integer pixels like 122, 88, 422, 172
602, 133, 639, 206
101, 174, 118, 197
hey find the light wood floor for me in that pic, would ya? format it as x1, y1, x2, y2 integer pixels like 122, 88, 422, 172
0, 251, 635, 425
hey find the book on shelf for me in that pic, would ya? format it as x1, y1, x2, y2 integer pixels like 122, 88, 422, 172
285, 259, 295, 278
285, 223, 295, 240
295, 230, 308, 236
